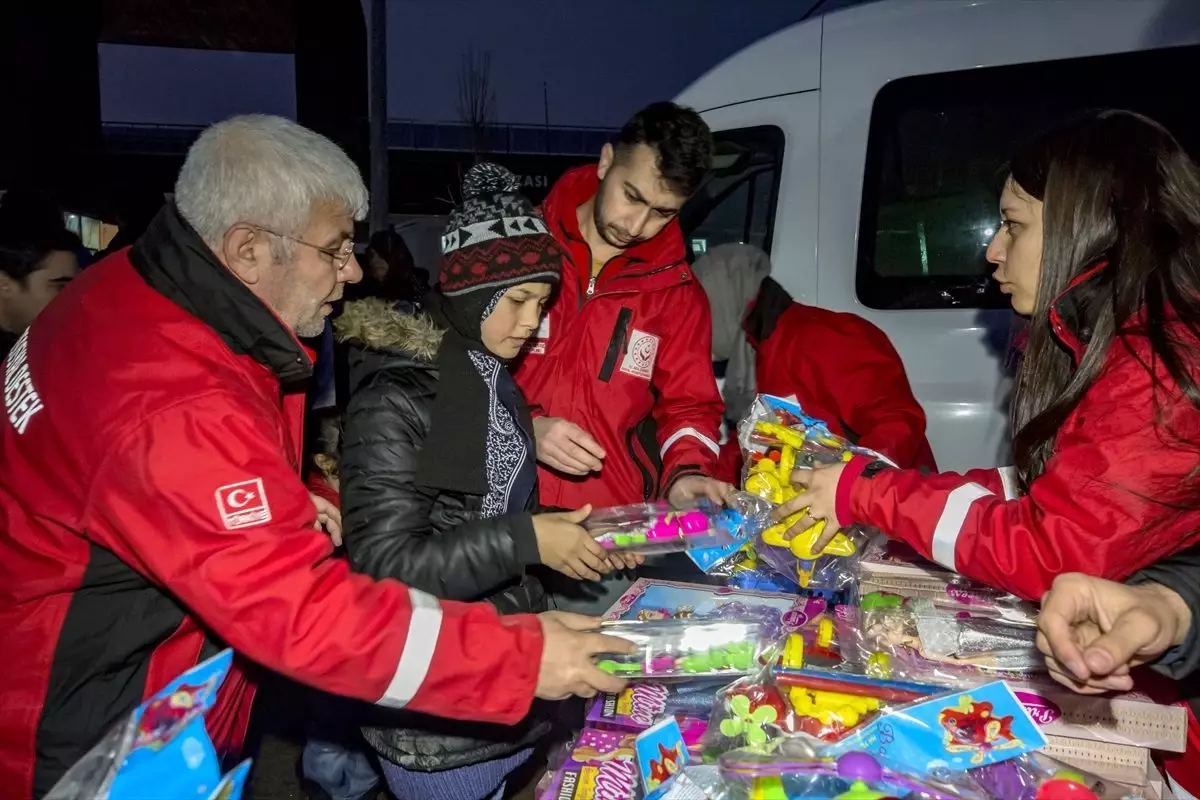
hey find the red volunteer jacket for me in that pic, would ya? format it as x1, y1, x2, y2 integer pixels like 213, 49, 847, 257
0, 206, 543, 799
715, 278, 936, 482
832, 267, 1200, 602
513, 166, 724, 509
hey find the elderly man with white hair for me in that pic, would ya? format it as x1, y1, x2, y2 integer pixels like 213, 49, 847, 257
0, 115, 632, 799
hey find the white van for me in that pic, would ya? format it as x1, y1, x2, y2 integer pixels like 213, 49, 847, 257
676, 0, 1200, 472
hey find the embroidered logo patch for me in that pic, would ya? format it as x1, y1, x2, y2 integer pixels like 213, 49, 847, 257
620, 329, 659, 380
215, 479, 272, 530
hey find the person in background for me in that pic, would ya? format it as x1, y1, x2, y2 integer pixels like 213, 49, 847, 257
692, 242, 936, 478
1038, 557, 1200, 799
0, 115, 633, 799
345, 228, 422, 306
776, 110, 1200, 799
513, 101, 730, 613
337, 164, 642, 800
0, 207, 80, 359
780, 110, 1200, 597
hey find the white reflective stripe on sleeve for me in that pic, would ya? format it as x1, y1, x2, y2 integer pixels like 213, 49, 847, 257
660, 426, 720, 458
377, 588, 443, 709
930, 482, 994, 572
997, 466, 1018, 500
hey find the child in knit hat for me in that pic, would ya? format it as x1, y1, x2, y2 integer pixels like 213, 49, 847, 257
335, 163, 641, 800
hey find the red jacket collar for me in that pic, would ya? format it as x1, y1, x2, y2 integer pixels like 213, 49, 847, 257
542, 165, 687, 271
1048, 260, 1108, 361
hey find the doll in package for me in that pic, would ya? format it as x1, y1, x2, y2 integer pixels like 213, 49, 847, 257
46, 649, 251, 800
851, 591, 1044, 686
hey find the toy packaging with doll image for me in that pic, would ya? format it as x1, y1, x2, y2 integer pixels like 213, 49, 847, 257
537, 727, 642, 800
845, 589, 1044, 687
45, 649, 251, 800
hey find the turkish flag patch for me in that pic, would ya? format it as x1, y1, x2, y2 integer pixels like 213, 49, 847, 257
215, 478, 273, 530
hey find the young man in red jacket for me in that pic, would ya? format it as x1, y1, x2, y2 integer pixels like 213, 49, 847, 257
0, 115, 630, 799
513, 102, 730, 611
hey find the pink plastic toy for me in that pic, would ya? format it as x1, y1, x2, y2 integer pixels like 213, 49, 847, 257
645, 511, 711, 542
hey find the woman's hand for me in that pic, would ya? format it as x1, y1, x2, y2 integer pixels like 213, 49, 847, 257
770, 462, 847, 551
1037, 573, 1192, 694
533, 506, 643, 580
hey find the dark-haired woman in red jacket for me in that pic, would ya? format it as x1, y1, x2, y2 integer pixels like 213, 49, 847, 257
783, 110, 1200, 798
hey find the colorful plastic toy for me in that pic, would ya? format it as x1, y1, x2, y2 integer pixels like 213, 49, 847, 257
719, 694, 779, 748
1033, 771, 1100, 800
592, 507, 715, 551
760, 516, 858, 589
594, 619, 766, 679
788, 686, 882, 740
744, 424, 859, 588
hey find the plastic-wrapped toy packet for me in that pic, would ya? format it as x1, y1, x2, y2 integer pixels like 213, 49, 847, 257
705, 644, 902, 756
846, 591, 1045, 687
46, 649, 250, 800
702, 664, 801, 759
589, 495, 773, 557
596, 619, 773, 680
753, 524, 867, 594
736, 395, 896, 475
734, 396, 878, 593
713, 750, 985, 800
701, 680, 1069, 799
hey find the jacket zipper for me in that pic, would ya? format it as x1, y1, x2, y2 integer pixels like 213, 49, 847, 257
585, 261, 682, 301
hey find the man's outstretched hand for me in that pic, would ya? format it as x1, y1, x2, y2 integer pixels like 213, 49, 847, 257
533, 417, 606, 475
1037, 573, 1191, 694
535, 611, 636, 699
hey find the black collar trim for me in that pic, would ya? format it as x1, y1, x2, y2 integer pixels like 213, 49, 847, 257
129, 205, 312, 388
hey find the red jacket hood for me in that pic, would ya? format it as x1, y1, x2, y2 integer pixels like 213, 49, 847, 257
542, 165, 687, 271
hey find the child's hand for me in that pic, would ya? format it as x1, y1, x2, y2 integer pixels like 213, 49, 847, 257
310, 493, 343, 547
533, 505, 614, 581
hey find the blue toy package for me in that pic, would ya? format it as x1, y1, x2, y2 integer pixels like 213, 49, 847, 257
828, 680, 1047, 773
46, 649, 251, 800
636, 717, 689, 799
686, 493, 775, 573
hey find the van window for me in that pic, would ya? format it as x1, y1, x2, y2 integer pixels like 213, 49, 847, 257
857, 44, 1200, 310
680, 126, 784, 260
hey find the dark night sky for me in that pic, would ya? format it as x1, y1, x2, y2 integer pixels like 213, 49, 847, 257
99, 0, 837, 128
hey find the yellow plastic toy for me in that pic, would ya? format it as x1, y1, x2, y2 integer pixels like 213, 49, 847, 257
781, 632, 806, 669
788, 686, 882, 729
760, 518, 857, 588
866, 652, 893, 680
749, 776, 787, 800
815, 617, 836, 650
746, 423, 859, 587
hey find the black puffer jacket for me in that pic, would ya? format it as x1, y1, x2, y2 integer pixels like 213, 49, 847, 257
337, 298, 551, 771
